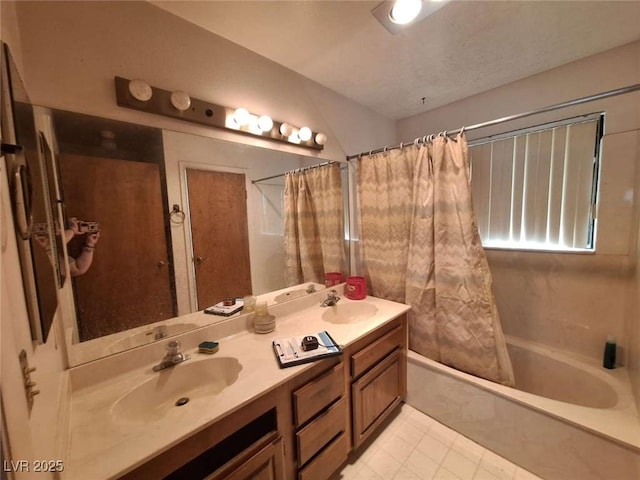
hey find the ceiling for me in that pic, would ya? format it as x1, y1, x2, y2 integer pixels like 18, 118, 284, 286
151, 1, 640, 120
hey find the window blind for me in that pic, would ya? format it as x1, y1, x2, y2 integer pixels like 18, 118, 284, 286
469, 113, 602, 251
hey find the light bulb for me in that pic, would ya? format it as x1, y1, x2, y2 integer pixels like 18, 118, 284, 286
298, 127, 312, 142
314, 132, 327, 146
170, 91, 191, 111
280, 123, 293, 137
258, 115, 273, 132
389, 0, 422, 25
128, 79, 152, 102
233, 108, 251, 127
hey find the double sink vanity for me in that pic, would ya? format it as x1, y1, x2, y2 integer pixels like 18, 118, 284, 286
64, 285, 410, 480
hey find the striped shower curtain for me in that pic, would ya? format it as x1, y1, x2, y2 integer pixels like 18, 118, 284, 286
357, 135, 514, 386
284, 163, 346, 286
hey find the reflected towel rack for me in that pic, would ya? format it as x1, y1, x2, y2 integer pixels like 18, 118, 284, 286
346, 83, 640, 160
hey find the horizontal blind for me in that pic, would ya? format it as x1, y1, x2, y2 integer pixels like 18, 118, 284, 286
469, 114, 602, 251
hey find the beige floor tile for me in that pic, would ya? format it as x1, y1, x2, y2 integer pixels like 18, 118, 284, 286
440, 449, 479, 480
414, 433, 450, 464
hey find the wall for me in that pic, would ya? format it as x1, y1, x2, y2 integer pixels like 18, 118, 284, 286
397, 41, 640, 365
13, 1, 395, 161
0, 0, 395, 471
629, 137, 640, 414
1, 4, 68, 478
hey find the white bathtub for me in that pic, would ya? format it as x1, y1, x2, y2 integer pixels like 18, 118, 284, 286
406, 336, 640, 480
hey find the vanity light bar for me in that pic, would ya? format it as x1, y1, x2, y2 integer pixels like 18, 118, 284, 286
114, 77, 324, 151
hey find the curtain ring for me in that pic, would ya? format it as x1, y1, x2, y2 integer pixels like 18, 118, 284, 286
460, 126, 466, 136
383, 146, 388, 154
369, 150, 373, 157
414, 137, 420, 147
399, 142, 404, 150
422, 135, 428, 144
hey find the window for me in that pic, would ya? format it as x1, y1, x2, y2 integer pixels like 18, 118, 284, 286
469, 113, 603, 252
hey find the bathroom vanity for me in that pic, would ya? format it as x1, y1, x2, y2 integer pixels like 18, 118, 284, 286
63, 287, 410, 480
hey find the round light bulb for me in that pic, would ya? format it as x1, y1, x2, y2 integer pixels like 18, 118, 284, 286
128, 79, 152, 102
170, 91, 191, 111
233, 108, 251, 127
298, 127, 312, 142
314, 132, 327, 146
257, 115, 273, 132
389, 0, 422, 25
279, 123, 293, 137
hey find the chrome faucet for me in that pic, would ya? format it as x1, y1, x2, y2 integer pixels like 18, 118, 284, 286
321, 290, 341, 307
153, 340, 191, 371
152, 325, 167, 340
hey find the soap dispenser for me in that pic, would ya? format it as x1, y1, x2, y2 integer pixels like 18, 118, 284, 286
603, 335, 616, 369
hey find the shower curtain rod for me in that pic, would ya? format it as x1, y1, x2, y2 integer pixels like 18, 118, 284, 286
252, 160, 345, 184
346, 83, 640, 161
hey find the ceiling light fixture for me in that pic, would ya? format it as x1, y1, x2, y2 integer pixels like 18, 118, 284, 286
372, 0, 450, 35
389, 0, 422, 24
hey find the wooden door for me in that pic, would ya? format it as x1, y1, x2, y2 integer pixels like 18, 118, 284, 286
187, 169, 252, 309
59, 154, 175, 341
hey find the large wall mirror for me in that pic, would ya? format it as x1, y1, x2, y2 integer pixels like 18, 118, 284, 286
25, 106, 346, 365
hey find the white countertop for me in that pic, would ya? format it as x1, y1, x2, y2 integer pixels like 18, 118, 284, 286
63, 290, 410, 480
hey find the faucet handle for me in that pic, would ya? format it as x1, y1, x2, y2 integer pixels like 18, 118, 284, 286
166, 340, 181, 355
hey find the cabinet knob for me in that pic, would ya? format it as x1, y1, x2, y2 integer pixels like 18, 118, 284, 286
195, 256, 205, 265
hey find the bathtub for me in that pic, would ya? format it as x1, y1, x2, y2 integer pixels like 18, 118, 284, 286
406, 336, 640, 480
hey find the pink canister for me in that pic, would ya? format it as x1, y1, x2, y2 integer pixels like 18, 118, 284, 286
345, 276, 367, 300
325, 272, 344, 287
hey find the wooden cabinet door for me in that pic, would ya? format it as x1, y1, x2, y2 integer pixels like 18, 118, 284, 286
216, 437, 285, 480
59, 154, 174, 341
186, 169, 252, 309
352, 349, 402, 449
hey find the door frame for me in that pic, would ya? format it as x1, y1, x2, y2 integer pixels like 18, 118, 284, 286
179, 161, 253, 312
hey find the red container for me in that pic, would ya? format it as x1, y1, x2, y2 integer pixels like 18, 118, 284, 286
345, 276, 367, 300
324, 272, 344, 287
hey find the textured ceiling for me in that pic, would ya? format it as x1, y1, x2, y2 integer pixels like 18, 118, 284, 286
151, 1, 640, 120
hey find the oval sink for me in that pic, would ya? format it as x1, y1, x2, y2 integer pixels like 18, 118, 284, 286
321, 302, 378, 324
111, 357, 242, 424
274, 288, 308, 303
104, 323, 197, 354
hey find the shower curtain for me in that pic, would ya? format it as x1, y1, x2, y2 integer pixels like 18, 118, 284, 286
358, 135, 514, 386
284, 163, 346, 286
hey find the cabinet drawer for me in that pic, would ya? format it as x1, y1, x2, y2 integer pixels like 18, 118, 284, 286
293, 363, 344, 427
298, 431, 349, 480
296, 396, 347, 467
352, 349, 402, 448
351, 324, 403, 379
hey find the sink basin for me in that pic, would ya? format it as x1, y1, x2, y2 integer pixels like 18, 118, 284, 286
111, 357, 242, 424
104, 323, 197, 354
321, 302, 378, 324
273, 288, 308, 303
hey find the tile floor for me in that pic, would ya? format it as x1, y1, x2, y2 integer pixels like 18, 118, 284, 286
333, 403, 544, 480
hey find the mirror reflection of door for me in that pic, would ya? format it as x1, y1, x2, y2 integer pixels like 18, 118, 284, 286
59, 154, 175, 341
186, 169, 252, 309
